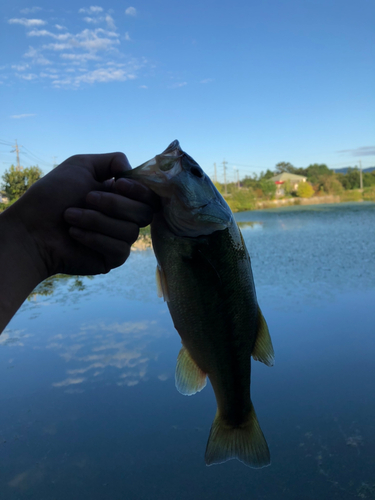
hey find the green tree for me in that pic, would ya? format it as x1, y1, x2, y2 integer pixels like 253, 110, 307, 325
320, 175, 343, 195
304, 164, 331, 185
275, 162, 297, 174
2, 165, 43, 200
259, 179, 276, 199
363, 170, 375, 187
297, 181, 314, 198
336, 167, 360, 190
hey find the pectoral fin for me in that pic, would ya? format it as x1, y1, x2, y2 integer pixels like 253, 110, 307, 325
175, 345, 207, 396
155, 265, 169, 302
252, 307, 274, 367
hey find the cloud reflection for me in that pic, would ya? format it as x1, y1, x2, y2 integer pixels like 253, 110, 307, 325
50, 319, 172, 391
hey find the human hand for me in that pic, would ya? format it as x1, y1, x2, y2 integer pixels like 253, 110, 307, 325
3, 152, 159, 281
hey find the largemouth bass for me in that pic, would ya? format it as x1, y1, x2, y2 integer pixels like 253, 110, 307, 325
121, 141, 274, 467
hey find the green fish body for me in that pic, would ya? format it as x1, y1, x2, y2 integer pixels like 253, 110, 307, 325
122, 141, 274, 467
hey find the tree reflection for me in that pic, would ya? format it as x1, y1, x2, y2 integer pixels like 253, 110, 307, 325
28, 274, 93, 300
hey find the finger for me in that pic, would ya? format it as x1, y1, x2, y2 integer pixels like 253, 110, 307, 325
115, 178, 161, 211
64, 208, 140, 244
85, 191, 154, 227
67, 152, 132, 182
69, 227, 131, 271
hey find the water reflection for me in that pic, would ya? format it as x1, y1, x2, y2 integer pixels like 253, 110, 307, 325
49, 319, 172, 391
237, 221, 263, 231
1, 202, 375, 500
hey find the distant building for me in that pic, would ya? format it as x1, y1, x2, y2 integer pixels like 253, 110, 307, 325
268, 172, 307, 196
0, 191, 9, 204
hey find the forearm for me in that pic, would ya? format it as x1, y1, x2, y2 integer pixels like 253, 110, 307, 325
0, 208, 47, 333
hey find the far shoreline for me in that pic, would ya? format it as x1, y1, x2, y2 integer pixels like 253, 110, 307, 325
132, 196, 373, 251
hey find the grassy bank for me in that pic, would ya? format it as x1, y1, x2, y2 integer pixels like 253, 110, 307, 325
224, 187, 375, 212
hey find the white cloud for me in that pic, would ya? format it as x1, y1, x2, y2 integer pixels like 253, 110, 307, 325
76, 66, 135, 84
200, 78, 213, 84
28, 29, 71, 40
83, 16, 98, 24
24, 46, 51, 65
61, 53, 99, 61
79, 6, 103, 14
105, 15, 116, 30
170, 82, 187, 88
338, 146, 375, 157
8, 18, 46, 27
20, 7, 42, 14
124, 32, 131, 41
52, 377, 85, 387
10, 113, 36, 119
11, 64, 30, 71
10, 8, 147, 89
139, 85, 147, 89
125, 7, 137, 16
19, 73, 38, 80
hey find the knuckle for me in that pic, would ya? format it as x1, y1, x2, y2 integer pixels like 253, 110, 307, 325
137, 207, 154, 227
126, 223, 139, 244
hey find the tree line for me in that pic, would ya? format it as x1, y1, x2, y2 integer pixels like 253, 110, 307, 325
1, 161, 375, 209
217, 162, 375, 200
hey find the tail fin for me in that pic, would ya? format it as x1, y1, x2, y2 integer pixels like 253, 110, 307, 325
205, 404, 270, 468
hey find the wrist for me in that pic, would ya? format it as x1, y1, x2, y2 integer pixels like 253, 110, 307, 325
0, 204, 49, 332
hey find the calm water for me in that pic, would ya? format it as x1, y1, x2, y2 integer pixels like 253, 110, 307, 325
1, 202, 375, 500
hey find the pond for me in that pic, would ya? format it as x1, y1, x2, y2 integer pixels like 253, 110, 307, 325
1, 202, 375, 500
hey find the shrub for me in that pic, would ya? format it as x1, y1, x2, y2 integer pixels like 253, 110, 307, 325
297, 182, 314, 198
225, 189, 256, 212
340, 190, 363, 202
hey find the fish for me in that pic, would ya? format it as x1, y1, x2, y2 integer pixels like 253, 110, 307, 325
120, 140, 274, 467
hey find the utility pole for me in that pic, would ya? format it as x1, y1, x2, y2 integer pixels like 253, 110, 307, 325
52, 156, 58, 168
11, 139, 22, 170
223, 160, 228, 195
234, 168, 240, 189
213, 163, 217, 183
359, 160, 363, 190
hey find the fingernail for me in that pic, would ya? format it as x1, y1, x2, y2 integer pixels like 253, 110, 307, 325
65, 208, 82, 223
87, 192, 101, 205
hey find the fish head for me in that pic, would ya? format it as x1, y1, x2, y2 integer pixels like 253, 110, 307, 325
123, 140, 233, 237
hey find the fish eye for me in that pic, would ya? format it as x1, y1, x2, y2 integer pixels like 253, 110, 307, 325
191, 167, 204, 178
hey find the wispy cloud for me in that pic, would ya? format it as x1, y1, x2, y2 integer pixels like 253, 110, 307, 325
338, 146, 375, 157
6, 7, 145, 88
8, 18, 46, 27
20, 7, 42, 15
10, 113, 36, 119
79, 6, 103, 14
200, 78, 213, 84
125, 7, 137, 16
169, 82, 187, 88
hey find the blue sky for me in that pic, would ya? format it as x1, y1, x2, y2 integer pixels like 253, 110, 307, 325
1, 0, 374, 182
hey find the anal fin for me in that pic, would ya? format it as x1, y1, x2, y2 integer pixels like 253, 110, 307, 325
252, 306, 274, 367
175, 345, 207, 396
